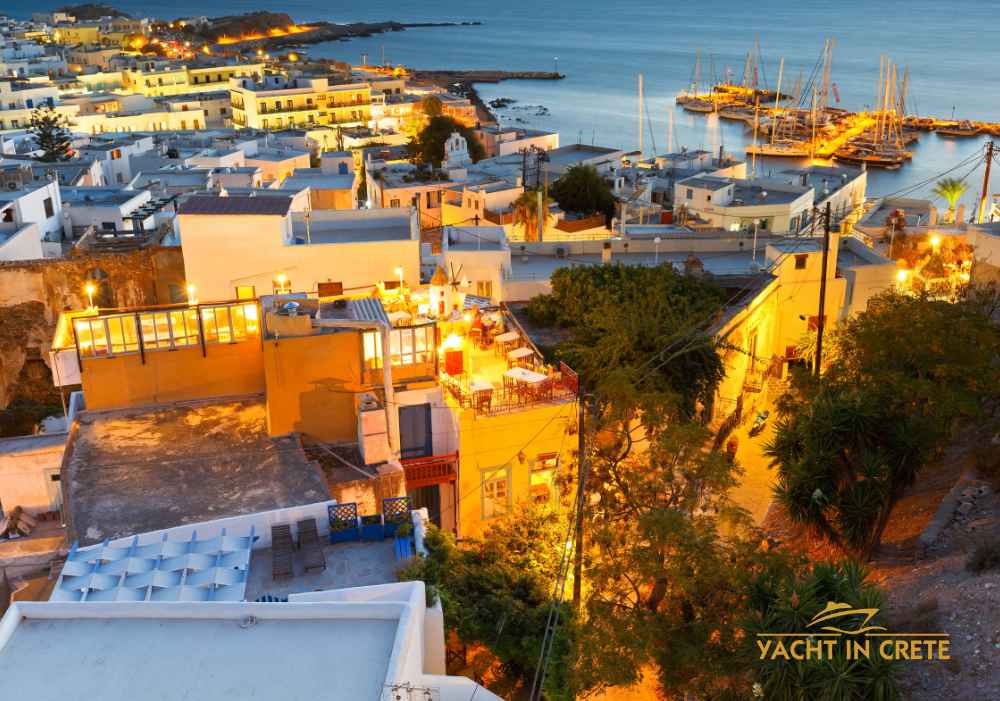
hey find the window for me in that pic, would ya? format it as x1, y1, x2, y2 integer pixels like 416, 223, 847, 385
100, 222, 116, 231
43, 197, 54, 218
235, 285, 256, 300
389, 324, 434, 366
706, 194, 712, 202
686, 188, 693, 200
200, 303, 257, 343
476, 280, 493, 299
363, 330, 383, 370
389, 199, 400, 208
426, 191, 433, 209
794, 254, 808, 270
481, 466, 511, 519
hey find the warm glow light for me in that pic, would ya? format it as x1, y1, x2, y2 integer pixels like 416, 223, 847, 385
216, 24, 313, 45
929, 234, 942, 249
896, 269, 909, 283
462, 313, 472, 323
440, 333, 464, 352
202, 45, 211, 55
275, 273, 287, 284
84, 282, 96, 308
288, 52, 299, 62
186, 284, 197, 305
417, 303, 429, 315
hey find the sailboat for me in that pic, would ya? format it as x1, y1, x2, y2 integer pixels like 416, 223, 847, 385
935, 120, 981, 138
678, 50, 718, 113
834, 56, 911, 169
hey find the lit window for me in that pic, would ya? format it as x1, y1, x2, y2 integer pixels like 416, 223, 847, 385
235, 285, 255, 300
481, 466, 510, 519
363, 330, 383, 370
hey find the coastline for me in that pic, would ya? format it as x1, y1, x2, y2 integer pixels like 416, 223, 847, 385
410, 70, 564, 126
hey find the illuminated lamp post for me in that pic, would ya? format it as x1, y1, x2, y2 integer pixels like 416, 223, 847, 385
84, 282, 96, 309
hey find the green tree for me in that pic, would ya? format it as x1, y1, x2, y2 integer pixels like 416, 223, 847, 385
766, 292, 1000, 556
398, 507, 578, 700
29, 105, 73, 162
525, 263, 727, 421
406, 115, 485, 167
420, 95, 443, 118
577, 419, 779, 698
549, 164, 616, 221
930, 177, 968, 223
511, 189, 553, 242
744, 560, 899, 701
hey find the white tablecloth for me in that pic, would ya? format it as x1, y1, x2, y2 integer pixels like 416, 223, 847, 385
495, 331, 519, 344
508, 347, 534, 361
505, 367, 547, 384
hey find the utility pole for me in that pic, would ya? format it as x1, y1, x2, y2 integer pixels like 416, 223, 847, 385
572, 389, 586, 609
814, 202, 832, 376
978, 140, 994, 224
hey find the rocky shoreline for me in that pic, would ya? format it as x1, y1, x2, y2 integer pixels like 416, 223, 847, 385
410, 70, 564, 125
222, 20, 482, 51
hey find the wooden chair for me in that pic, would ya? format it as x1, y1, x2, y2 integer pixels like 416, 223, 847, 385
296, 518, 326, 574
271, 523, 294, 580
474, 388, 493, 415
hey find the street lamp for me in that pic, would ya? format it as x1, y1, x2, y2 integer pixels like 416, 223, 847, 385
84, 282, 96, 309
394, 266, 404, 289
654, 236, 662, 264
929, 234, 942, 251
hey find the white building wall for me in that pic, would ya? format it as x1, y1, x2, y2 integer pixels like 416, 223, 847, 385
0, 223, 43, 261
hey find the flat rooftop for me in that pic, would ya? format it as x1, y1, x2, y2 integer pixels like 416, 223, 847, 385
545, 144, 622, 167
507, 249, 761, 280
245, 539, 398, 601
291, 212, 412, 244
0, 611, 396, 701
64, 398, 329, 546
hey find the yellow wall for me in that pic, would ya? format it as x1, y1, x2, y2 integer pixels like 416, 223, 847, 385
263, 330, 372, 441
453, 400, 577, 538
81, 340, 265, 411
310, 188, 354, 211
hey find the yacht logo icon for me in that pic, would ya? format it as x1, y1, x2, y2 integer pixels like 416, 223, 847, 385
806, 602, 887, 635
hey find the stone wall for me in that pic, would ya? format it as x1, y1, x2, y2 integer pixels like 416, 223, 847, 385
0, 247, 185, 434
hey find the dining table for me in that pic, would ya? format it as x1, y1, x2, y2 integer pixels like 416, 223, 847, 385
504, 367, 547, 385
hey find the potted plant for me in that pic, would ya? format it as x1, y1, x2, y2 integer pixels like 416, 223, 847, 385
360, 513, 384, 541
327, 505, 360, 544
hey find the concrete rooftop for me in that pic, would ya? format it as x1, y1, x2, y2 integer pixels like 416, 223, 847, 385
244, 539, 400, 601
0, 613, 396, 701
64, 398, 329, 546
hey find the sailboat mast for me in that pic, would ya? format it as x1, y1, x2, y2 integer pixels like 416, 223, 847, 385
638, 73, 644, 157
771, 57, 784, 145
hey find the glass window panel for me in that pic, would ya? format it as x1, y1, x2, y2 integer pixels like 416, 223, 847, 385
389, 329, 402, 365
400, 328, 414, 364
242, 303, 259, 336
74, 320, 95, 357
106, 316, 126, 354
202, 308, 219, 344
229, 305, 247, 341
481, 466, 510, 520
89, 319, 109, 356
214, 307, 232, 343
363, 330, 382, 369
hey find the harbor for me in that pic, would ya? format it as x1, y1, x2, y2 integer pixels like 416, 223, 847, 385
677, 40, 997, 171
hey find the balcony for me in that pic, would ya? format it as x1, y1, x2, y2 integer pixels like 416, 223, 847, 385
402, 453, 458, 489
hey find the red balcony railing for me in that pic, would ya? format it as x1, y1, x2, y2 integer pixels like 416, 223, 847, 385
402, 452, 458, 489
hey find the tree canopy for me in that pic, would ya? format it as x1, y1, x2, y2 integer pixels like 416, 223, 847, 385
29, 105, 73, 163
766, 291, 1000, 556
511, 189, 554, 241
406, 115, 485, 167
549, 164, 616, 221
398, 506, 576, 700
525, 263, 727, 421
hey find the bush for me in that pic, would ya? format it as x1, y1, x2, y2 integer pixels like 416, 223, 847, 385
966, 539, 1000, 574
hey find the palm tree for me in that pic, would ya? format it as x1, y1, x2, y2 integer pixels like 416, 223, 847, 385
511, 190, 554, 242
931, 177, 968, 223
